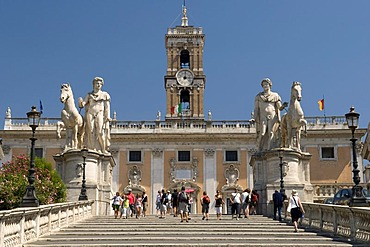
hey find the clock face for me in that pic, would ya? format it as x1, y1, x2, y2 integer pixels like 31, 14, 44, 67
176, 69, 194, 86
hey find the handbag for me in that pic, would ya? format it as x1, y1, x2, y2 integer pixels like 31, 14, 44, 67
292, 197, 303, 218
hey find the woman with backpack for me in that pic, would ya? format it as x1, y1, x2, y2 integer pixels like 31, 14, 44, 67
201, 191, 211, 220
178, 186, 189, 222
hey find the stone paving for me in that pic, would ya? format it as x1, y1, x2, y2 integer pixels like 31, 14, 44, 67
24, 214, 367, 247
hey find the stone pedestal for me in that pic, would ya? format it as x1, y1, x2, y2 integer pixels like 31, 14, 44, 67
250, 148, 313, 216
54, 149, 116, 216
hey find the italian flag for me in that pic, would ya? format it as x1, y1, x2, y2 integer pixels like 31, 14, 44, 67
171, 103, 183, 115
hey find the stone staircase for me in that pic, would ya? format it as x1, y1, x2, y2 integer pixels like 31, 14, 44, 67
24, 214, 366, 247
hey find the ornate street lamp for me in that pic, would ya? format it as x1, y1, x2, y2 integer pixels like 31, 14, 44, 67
78, 147, 89, 200
278, 149, 286, 199
21, 106, 41, 207
345, 106, 368, 206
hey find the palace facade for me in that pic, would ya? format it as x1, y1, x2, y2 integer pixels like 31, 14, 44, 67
0, 5, 367, 214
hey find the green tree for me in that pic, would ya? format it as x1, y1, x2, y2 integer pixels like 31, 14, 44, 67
0, 155, 66, 210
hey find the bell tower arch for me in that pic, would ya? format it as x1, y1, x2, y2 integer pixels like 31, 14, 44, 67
164, 4, 206, 121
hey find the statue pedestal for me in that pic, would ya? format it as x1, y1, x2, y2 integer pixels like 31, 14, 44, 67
250, 148, 313, 216
54, 149, 116, 216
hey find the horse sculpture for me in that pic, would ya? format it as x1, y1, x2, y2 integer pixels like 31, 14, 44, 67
281, 82, 307, 151
60, 83, 84, 150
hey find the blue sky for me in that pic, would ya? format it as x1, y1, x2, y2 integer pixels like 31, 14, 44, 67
1, 1, 370, 128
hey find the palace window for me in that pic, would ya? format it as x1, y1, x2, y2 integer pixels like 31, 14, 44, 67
178, 151, 191, 162
320, 147, 335, 159
129, 151, 142, 162
225, 150, 238, 162
180, 49, 190, 68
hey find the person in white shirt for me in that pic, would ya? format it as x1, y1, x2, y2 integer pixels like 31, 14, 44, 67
230, 188, 241, 220
287, 189, 305, 232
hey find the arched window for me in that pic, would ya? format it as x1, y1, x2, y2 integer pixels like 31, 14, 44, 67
180, 90, 190, 110
180, 50, 190, 68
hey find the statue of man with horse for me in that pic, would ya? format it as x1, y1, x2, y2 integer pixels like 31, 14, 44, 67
254, 78, 288, 151
59, 83, 85, 151
281, 81, 307, 151
78, 77, 111, 154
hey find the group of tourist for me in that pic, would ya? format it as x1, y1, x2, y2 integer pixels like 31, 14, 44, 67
111, 189, 148, 219
227, 188, 259, 221
155, 186, 192, 222
113, 187, 262, 222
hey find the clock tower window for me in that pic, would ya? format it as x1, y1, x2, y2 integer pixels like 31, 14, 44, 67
180, 89, 190, 110
180, 49, 190, 68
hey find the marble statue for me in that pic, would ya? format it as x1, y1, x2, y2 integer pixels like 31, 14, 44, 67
281, 81, 307, 151
5, 107, 11, 118
59, 83, 84, 150
254, 78, 287, 151
208, 110, 212, 121
78, 77, 111, 154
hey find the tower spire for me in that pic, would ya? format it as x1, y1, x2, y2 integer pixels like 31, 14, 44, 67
181, 0, 188, 27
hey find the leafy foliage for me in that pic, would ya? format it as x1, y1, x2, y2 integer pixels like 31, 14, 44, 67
0, 155, 66, 210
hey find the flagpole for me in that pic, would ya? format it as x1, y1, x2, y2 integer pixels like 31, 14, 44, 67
323, 95, 326, 124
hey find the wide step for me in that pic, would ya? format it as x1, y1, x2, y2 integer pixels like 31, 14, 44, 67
24, 215, 366, 247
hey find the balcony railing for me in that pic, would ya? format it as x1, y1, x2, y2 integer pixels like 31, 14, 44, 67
4, 116, 348, 132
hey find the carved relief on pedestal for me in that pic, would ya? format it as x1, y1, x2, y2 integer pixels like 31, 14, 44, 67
169, 157, 198, 182
2, 145, 10, 155
76, 163, 82, 178
224, 164, 239, 186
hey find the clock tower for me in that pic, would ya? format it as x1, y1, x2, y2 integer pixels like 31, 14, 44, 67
164, 4, 206, 121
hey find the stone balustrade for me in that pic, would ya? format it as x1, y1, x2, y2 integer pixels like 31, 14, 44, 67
0, 201, 93, 247
284, 202, 370, 243
312, 183, 355, 202
4, 116, 348, 132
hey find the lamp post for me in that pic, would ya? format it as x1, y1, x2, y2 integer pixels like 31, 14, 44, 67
78, 147, 89, 201
21, 106, 41, 207
345, 106, 368, 206
278, 149, 286, 199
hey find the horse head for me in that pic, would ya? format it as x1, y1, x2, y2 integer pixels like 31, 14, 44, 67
60, 83, 72, 103
291, 81, 302, 101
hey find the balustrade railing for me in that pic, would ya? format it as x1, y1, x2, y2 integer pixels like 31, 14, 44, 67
0, 200, 93, 247
4, 116, 349, 132
283, 202, 370, 243
312, 183, 356, 202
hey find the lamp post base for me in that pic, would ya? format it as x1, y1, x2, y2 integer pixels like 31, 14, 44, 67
20, 185, 39, 207
350, 197, 369, 207
350, 186, 369, 207
78, 194, 88, 201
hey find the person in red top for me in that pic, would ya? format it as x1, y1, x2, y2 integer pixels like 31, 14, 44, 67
126, 189, 135, 217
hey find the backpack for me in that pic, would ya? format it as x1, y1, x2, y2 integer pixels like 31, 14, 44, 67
251, 194, 258, 202
179, 192, 188, 202
162, 194, 168, 204
203, 196, 210, 204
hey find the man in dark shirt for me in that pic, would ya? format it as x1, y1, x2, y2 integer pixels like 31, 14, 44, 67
171, 189, 178, 217
273, 190, 284, 221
